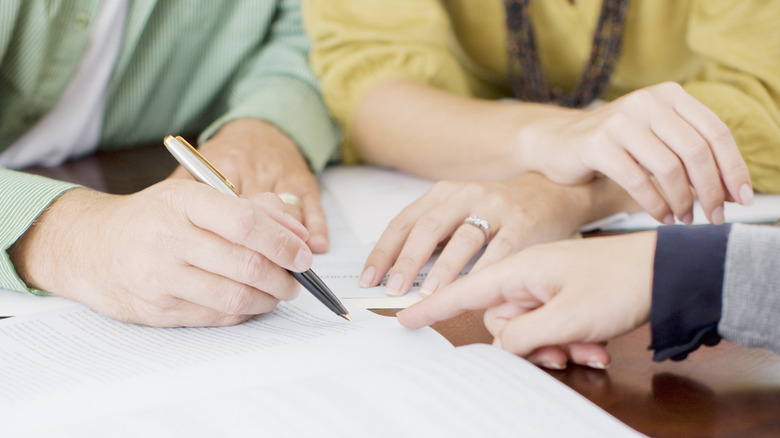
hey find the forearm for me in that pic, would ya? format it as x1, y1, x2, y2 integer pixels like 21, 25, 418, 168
352, 79, 563, 180
720, 224, 780, 355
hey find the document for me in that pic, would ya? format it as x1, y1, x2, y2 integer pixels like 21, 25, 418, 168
0, 294, 643, 437
317, 170, 477, 308
0, 288, 76, 317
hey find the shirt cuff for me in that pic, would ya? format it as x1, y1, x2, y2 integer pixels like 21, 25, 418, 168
198, 76, 340, 173
1, 170, 81, 294
649, 224, 731, 361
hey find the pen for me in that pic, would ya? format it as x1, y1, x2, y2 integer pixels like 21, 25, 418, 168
163, 135, 352, 322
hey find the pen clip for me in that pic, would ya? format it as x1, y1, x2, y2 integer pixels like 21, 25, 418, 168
171, 136, 236, 192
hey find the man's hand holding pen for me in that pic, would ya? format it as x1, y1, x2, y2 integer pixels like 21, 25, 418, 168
168, 118, 330, 254
164, 135, 351, 321
9, 180, 313, 327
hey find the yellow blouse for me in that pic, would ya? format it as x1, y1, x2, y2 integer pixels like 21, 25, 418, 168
304, 0, 780, 192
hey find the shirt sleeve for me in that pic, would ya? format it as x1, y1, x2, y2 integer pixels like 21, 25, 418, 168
198, 0, 339, 173
0, 168, 81, 294
684, 0, 780, 193
303, 0, 473, 164
649, 224, 731, 361
719, 223, 780, 355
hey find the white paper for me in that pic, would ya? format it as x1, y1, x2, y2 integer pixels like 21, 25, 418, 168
583, 194, 780, 231
1, 298, 643, 438
0, 293, 451, 435
317, 170, 475, 308
320, 166, 434, 247
0, 288, 78, 316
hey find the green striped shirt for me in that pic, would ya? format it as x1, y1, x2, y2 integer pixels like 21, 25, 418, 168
0, 0, 340, 294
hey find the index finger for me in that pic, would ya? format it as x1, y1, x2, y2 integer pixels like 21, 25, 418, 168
397, 259, 517, 329
182, 185, 312, 272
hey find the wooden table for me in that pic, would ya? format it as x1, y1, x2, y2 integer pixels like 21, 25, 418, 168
23, 145, 780, 438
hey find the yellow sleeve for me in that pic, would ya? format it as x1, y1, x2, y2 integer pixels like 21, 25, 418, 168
684, 0, 780, 193
303, 0, 472, 163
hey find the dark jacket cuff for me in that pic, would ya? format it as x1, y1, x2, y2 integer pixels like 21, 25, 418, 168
649, 224, 731, 361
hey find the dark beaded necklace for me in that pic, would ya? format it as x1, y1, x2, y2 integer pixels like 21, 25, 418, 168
503, 0, 630, 108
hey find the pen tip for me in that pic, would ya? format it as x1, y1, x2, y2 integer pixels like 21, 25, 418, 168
342, 314, 353, 322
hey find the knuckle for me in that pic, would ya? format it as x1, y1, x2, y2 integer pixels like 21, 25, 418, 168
366, 245, 395, 266
222, 284, 255, 314
268, 231, 295, 261
724, 159, 750, 179
431, 259, 458, 278
272, 275, 302, 302
602, 112, 632, 136
696, 183, 725, 204
622, 88, 655, 108
708, 120, 733, 144
239, 250, 271, 281
415, 214, 446, 235
676, 139, 711, 165
385, 216, 413, 237
654, 155, 684, 179
461, 182, 488, 198
621, 170, 650, 194
644, 199, 671, 221
234, 204, 258, 242
654, 81, 684, 94
483, 192, 509, 212
394, 253, 420, 270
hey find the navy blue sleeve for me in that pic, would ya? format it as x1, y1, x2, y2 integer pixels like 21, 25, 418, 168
649, 224, 732, 361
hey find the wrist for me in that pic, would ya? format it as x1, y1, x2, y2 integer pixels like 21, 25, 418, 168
8, 189, 115, 297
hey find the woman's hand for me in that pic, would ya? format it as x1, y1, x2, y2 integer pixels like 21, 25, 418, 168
398, 232, 657, 369
358, 172, 625, 297
518, 82, 753, 225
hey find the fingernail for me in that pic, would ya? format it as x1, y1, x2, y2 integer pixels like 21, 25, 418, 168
541, 362, 567, 370
359, 266, 376, 288
711, 206, 725, 225
682, 213, 693, 225
419, 275, 439, 297
293, 248, 312, 272
586, 361, 609, 370
662, 214, 675, 225
740, 184, 754, 206
385, 273, 404, 296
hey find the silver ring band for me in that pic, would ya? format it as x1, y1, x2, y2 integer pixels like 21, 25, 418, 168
277, 192, 302, 207
463, 215, 491, 243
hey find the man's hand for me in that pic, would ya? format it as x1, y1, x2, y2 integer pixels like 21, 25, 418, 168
9, 181, 313, 327
170, 118, 329, 253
